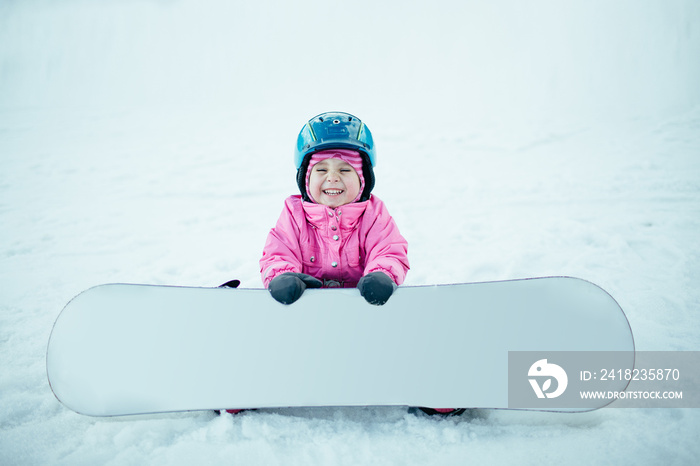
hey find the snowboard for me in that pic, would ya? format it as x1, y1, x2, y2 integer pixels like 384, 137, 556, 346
46, 277, 634, 416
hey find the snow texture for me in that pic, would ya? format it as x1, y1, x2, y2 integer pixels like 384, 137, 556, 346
1, 0, 699, 464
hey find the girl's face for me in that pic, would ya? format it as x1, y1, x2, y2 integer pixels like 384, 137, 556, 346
308, 158, 361, 208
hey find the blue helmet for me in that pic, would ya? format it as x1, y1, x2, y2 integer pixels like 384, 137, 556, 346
294, 112, 376, 169
294, 112, 376, 202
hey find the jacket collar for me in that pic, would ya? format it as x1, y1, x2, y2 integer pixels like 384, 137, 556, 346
301, 198, 369, 230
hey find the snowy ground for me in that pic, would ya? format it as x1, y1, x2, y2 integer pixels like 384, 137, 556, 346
2, 1, 700, 465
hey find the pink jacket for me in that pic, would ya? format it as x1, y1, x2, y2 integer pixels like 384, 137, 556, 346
260, 195, 409, 288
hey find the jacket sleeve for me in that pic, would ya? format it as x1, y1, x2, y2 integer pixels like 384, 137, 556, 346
259, 198, 304, 287
362, 199, 410, 285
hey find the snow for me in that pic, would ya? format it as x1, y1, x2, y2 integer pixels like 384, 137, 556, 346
1, 0, 699, 464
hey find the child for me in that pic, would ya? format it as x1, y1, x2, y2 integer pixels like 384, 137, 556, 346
259, 111, 409, 306
253, 111, 462, 417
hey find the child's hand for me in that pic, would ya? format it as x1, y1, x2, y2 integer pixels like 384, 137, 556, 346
357, 272, 397, 305
268, 272, 323, 304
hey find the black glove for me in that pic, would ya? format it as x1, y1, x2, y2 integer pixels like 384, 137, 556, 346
268, 272, 323, 304
357, 271, 397, 305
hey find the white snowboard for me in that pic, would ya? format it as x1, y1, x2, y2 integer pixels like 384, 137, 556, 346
46, 277, 634, 416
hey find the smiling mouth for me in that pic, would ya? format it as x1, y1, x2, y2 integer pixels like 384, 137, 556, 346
323, 189, 344, 196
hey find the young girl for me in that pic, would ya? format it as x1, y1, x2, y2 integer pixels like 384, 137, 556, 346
259, 111, 409, 306
226, 112, 461, 417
